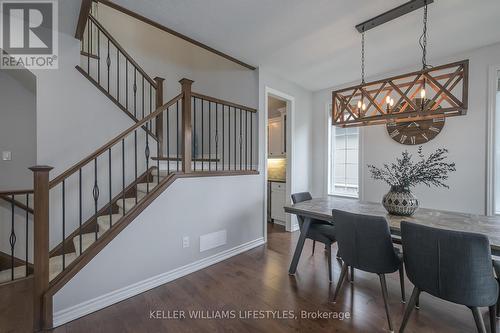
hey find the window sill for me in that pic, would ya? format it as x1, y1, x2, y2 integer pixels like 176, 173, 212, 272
328, 193, 359, 199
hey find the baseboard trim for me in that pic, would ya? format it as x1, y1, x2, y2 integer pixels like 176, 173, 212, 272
53, 237, 265, 327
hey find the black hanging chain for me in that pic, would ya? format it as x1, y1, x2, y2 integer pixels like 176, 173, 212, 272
419, 3, 430, 69
361, 29, 366, 84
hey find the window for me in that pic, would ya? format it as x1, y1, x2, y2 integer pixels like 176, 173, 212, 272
328, 112, 359, 198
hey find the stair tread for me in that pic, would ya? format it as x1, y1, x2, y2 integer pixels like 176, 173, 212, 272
49, 253, 78, 281
97, 214, 122, 233
73, 232, 100, 254
0, 266, 27, 284
116, 193, 146, 213
136, 181, 163, 194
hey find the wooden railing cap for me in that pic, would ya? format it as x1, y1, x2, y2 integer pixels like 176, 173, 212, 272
179, 78, 194, 85
154, 76, 165, 82
29, 166, 54, 172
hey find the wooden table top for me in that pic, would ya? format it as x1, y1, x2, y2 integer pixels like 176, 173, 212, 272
284, 196, 500, 255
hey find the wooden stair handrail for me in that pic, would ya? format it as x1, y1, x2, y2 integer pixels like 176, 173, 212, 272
0, 189, 33, 195
191, 92, 257, 113
75, 0, 93, 40
87, 15, 157, 88
49, 93, 182, 188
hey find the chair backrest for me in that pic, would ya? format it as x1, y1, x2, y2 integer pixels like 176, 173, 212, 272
401, 221, 498, 307
291, 192, 312, 204
332, 209, 400, 274
291, 192, 313, 228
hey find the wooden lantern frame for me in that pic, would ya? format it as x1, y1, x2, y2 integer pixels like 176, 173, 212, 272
331, 59, 469, 127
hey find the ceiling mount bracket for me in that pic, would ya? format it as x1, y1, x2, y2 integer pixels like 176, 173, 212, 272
355, 0, 434, 33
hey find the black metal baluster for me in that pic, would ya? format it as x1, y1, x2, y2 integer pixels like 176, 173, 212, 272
245, 111, 248, 170
222, 105, 225, 171
176, 101, 180, 171
142, 77, 145, 120
209, 101, 212, 171
149, 85, 153, 129
126, 60, 128, 111
106, 39, 110, 93
10, 196, 15, 280
62, 180, 66, 269
250, 114, 253, 170
157, 139, 160, 185
117, 48, 120, 104
167, 104, 170, 174
201, 99, 204, 171
93, 158, 99, 241
109, 148, 113, 229
145, 127, 150, 194
215, 103, 219, 171
79, 169, 82, 255
228, 105, 231, 170
133, 69, 137, 118
234, 107, 237, 170
87, 18, 91, 74
122, 139, 126, 214
134, 129, 138, 204
25, 193, 29, 276
193, 97, 197, 171
97, 28, 100, 84
240, 108, 243, 170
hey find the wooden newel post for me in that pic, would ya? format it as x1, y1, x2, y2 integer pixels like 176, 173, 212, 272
154, 77, 165, 158
179, 78, 194, 173
29, 165, 53, 330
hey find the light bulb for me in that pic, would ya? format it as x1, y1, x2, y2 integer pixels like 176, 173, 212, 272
389, 98, 394, 107
361, 103, 366, 111
357, 100, 362, 109
420, 88, 426, 99
386, 96, 391, 104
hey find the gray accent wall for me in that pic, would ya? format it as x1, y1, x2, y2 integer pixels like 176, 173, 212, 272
0, 69, 36, 190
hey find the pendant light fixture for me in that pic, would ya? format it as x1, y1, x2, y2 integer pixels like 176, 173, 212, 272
332, 0, 468, 128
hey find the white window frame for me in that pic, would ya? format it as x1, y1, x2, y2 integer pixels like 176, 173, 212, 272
487, 65, 500, 216
327, 104, 362, 199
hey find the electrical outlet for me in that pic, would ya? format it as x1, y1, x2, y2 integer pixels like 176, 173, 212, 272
2, 151, 11, 161
182, 236, 190, 248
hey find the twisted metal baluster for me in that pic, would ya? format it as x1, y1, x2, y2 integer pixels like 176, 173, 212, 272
93, 158, 100, 241
10, 196, 16, 280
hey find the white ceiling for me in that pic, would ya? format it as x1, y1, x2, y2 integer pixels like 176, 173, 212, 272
112, 0, 500, 91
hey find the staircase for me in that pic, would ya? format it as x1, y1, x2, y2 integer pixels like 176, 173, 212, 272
0, 1, 258, 331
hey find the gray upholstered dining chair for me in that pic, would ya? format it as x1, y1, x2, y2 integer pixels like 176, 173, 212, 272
291, 192, 337, 282
399, 222, 498, 333
331, 209, 405, 332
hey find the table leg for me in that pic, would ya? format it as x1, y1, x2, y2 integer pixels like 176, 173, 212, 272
288, 217, 311, 275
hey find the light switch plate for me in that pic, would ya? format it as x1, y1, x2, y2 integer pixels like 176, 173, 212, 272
2, 151, 11, 161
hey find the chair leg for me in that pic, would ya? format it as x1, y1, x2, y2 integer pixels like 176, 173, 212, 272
398, 265, 406, 303
399, 287, 420, 333
471, 307, 487, 333
379, 274, 394, 332
332, 263, 348, 303
489, 306, 497, 333
327, 245, 332, 282
350, 266, 354, 283
312, 240, 316, 255
415, 293, 420, 310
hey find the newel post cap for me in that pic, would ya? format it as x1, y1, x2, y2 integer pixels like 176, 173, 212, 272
179, 78, 194, 85
29, 165, 53, 172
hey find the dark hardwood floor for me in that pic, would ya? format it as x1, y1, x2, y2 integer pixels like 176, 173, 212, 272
53, 223, 496, 333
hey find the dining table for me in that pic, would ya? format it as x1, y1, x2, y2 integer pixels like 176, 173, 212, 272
284, 196, 500, 275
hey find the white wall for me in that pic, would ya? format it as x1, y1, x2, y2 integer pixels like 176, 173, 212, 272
0, 69, 36, 189
312, 42, 500, 215
53, 174, 264, 324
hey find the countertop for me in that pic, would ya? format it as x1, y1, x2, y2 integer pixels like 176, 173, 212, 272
268, 179, 286, 183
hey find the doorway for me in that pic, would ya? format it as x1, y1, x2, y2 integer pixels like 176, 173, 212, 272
264, 87, 297, 236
